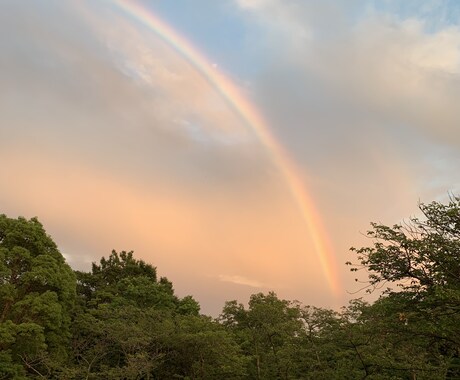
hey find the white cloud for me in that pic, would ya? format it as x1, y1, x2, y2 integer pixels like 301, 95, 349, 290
237, 0, 460, 143
235, 0, 273, 10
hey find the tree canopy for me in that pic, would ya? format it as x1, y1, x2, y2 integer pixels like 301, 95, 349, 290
1, 197, 459, 378
347, 197, 460, 378
0, 215, 76, 378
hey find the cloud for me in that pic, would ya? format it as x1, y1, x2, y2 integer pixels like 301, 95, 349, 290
235, 0, 460, 142
232, 0, 460, 297
233, 0, 460, 190
235, 0, 272, 10
0, 1, 276, 191
218, 274, 271, 288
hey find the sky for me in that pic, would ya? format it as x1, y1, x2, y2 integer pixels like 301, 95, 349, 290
1, 0, 460, 316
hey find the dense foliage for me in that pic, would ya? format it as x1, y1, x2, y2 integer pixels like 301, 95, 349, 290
0, 197, 459, 378
0, 216, 75, 378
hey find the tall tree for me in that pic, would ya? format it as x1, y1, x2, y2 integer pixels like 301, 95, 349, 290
70, 250, 221, 379
348, 197, 460, 378
0, 215, 76, 378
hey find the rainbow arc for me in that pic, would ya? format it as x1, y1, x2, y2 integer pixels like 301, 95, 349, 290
112, 0, 341, 297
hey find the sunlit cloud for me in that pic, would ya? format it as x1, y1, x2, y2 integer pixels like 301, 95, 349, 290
217, 274, 272, 289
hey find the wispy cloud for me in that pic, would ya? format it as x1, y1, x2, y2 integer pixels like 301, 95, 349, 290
218, 274, 272, 288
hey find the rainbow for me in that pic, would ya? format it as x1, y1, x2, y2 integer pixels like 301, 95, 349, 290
112, 0, 341, 297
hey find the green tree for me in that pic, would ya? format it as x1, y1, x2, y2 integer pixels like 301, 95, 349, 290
348, 197, 460, 378
161, 314, 247, 379
69, 250, 206, 379
0, 215, 76, 378
220, 292, 303, 379
349, 198, 460, 294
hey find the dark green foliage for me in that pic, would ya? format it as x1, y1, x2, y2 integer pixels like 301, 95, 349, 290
220, 292, 305, 379
0, 215, 76, 378
69, 250, 245, 379
160, 314, 247, 379
70, 250, 185, 378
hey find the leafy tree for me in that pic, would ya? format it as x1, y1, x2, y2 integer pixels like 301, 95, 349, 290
348, 197, 460, 378
0, 215, 76, 378
68, 250, 206, 379
349, 198, 460, 294
294, 305, 352, 379
69, 304, 175, 379
161, 314, 247, 379
76, 250, 159, 306
220, 292, 304, 379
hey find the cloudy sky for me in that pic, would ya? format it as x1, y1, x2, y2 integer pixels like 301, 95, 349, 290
1, 0, 460, 315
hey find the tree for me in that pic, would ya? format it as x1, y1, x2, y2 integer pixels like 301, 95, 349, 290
0, 215, 76, 378
349, 198, 460, 294
220, 292, 304, 379
348, 197, 460, 378
162, 314, 247, 379
69, 250, 204, 379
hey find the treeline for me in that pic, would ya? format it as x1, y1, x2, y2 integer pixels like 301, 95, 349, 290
0, 198, 459, 379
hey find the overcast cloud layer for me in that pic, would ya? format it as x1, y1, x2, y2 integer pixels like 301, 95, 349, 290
1, 0, 459, 314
